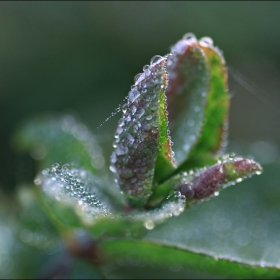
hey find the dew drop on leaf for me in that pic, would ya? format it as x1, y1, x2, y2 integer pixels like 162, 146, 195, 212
150, 55, 163, 65
144, 220, 155, 230
182, 32, 197, 42
143, 64, 150, 71
199, 36, 214, 47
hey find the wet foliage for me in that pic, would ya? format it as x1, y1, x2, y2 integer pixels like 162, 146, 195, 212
5, 33, 280, 279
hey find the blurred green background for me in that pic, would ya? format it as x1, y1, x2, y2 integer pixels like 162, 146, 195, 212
1, 1, 280, 190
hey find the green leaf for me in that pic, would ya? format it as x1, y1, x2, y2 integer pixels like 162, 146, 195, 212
15, 187, 61, 251
111, 55, 176, 208
148, 155, 262, 207
13, 115, 105, 174
142, 163, 280, 278
36, 164, 186, 238
87, 191, 185, 238
0, 190, 103, 279
99, 239, 280, 279
166, 34, 210, 165
0, 228, 62, 279
180, 36, 229, 171
0, 192, 63, 279
34, 163, 115, 230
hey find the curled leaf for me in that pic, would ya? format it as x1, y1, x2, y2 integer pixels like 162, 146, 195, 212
166, 33, 210, 164
148, 155, 262, 207
180, 36, 229, 171
110, 56, 176, 208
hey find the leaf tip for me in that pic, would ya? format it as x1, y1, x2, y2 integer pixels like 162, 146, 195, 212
230, 157, 262, 175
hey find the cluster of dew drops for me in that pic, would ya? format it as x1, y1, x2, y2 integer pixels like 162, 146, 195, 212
109, 55, 171, 198
35, 163, 111, 218
108, 32, 215, 154
108, 32, 217, 198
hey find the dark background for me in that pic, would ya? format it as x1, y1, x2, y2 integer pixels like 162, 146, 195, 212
1, 1, 280, 190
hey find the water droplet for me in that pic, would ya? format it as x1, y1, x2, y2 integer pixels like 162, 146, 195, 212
131, 105, 137, 115
228, 153, 235, 160
118, 118, 124, 127
199, 36, 213, 46
143, 121, 151, 131
126, 133, 134, 143
134, 73, 142, 83
132, 124, 139, 133
125, 115, 131, 122
135, 73, 145, 84
214, 191, 219, 196
62, 164, 70, 171
136, 108, 145, 118
109, 165, 116, 173
194, 106, 200, 112
128, 90, 140, 103
51, 163, 60, 172
122, 104, 128, 113
34, 178, 41, 185
143, 65, 149, 71
145, 69, 151, 77
150, 55, 163, 65
144, 220, 155, 230
182, 32, 197, 41
146, 115, 153, 121
116, 146, 125, 156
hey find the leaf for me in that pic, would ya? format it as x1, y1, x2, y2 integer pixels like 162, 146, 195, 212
36, 164, 186, 238
87, 192, 186, 238
180, 36, 229, 171
0, 189, 103, 279
142, 163, 280, 278
111, 55, 176, 208
0, 192, 63, 279
13, 115, 105, 174
0, 213, 100, 279
34, 163, 115, 230
15, 187, 61, 251
99, 239, 280, 279
148, 155, 262, 207
165, 34, 210, 165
